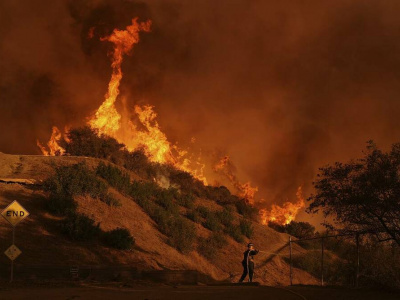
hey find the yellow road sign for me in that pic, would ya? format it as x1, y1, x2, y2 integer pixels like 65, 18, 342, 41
1, 200, 30, 226
4, 244, 21, 261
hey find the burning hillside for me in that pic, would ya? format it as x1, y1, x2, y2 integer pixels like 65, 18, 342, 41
36, 18, 304, 226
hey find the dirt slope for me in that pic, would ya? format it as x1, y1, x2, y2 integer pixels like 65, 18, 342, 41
0, 152, 317, 285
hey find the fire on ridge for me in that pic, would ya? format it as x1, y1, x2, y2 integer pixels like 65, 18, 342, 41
36, 18, 304, 226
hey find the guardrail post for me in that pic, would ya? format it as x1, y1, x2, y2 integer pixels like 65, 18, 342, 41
289, 236, 293, 286
321, 237, 324, 286
355, 233, 360, 287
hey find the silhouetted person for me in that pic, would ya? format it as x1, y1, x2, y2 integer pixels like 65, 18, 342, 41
239, 243, 259, 283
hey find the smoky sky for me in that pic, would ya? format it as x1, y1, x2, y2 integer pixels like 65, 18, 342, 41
1, 0, 400, 211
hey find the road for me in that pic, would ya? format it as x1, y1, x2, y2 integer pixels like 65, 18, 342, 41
0, 284, 399, 300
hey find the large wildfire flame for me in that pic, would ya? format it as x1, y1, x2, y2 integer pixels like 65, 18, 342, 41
36, 18, 305, 225
89, 18, 151, 137
259, 187, 305, 225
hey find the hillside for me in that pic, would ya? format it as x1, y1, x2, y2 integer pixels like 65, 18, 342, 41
0, 152, 317, 285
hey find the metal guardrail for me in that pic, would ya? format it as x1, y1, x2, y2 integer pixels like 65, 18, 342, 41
288, 233, 362, 287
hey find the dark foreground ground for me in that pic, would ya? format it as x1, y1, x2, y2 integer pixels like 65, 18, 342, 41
0, 283, 399, 300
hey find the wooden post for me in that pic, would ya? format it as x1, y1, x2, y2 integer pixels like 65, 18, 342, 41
289, 236, 293, 286
355, 234, 360, 288
321, 237, 324, 286
10, 227, 15, 283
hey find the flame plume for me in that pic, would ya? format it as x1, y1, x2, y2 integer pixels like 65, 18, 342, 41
213, 156, 258, 204
87, 18, 207, 183
89, 18, 151, 136
259, 186, 305, 225
36, 126, 65, 156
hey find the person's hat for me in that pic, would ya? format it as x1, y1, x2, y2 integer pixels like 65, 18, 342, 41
247, 243, 254, 247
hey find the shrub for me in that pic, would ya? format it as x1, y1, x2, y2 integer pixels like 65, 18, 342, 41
176, 193, 195, 209
268, 221, 286, 233
46, 194, 77, 216
60, 213, 101, 241
155, 189, 179, 215
49, 163, 107, 197
196, 206, 210, 218
169, 170, 195, 193
198, 232, 228, 260
186, 210, 201, 223
129, 181, 159, 203
205, 186, 233, 204
166, 217, 196, 253
361, 240, 400, 289
239, 219, 254, 238
123, 148, 157, 180
150, 206, 172, 231
103, 228, 135, 250
216, 208, 234, 227
44, 162, 109, 214
285, 221, 316, 239
96, 162, 131, 193
268, 221, 316, 240
235, 200, 258, 219
203, 212, 222, 232
65, 126, 123, 159
225, 223, 244, 243
289, 251, 354, 286
101, 193, 122, 207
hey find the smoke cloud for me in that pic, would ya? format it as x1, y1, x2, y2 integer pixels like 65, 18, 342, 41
2, 0, 400, 216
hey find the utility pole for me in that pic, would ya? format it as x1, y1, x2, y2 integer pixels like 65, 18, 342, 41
289, 236, 293, 286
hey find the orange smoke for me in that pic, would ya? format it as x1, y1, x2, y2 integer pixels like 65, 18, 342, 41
36, 126, 65, 156
214, 156, 258, 204
259, 186, 305, 225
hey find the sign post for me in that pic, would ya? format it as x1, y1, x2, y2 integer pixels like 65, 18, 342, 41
1, 200, 29, 282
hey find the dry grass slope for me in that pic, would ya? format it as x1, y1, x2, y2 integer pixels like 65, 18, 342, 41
0, 152, 317, 285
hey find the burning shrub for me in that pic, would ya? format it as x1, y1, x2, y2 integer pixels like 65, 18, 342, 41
65, 126, 123, 159
198, 232, 228, 260
61, 213, 101, 241
103, 228, 135, 250
239, 219, 254, 238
